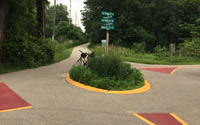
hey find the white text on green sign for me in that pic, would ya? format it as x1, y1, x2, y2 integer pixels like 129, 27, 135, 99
101, 25, 114, 30
101, 11, 114, 16
101, 19, 114, 23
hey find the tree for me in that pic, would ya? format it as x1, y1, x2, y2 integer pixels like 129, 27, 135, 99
56, 21, 87, 42
2, 0, 55, 67
45, 3, 69, 38
82, 0, 200, 51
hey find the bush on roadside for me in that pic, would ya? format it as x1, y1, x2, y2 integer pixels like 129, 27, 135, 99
178, 38, 200, 58
154, 45, 169, 59
132, 41, 146, 54
2, 38, 55, 68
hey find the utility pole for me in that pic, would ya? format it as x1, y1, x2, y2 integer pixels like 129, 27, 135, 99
52, 0, 56, 40
75, 11, 77, 26
36, 0, 45, 38
69, 0, 71, 24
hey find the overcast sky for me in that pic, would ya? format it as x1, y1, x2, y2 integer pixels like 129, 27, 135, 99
49, 0, 86, 31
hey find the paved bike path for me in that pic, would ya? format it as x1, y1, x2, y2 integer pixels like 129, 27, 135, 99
0, 43, 200, 125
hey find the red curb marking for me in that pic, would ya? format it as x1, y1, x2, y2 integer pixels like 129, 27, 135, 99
0, 82, 31, 112
139, 67, 178, 74
138, 113, 182, 125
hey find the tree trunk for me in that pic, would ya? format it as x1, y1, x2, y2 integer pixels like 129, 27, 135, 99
36, 0, 45, 38
0, 0, 9, 62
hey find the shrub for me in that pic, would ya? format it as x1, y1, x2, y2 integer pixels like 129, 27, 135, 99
110, 45, 134, 57
2, 38, 55, 68
88, 54, 123, 79
130, 68, 144, 86
92, 45, 134, 57
35, 39, 55, 65
154, 45, 169, 59
93, 45, 105, 56
92, 77, 116, 90
132, 41, 146, 54
69, 66, 96, 85
179, 38, 200, 58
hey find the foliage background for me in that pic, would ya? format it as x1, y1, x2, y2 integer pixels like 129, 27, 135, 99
1, 0, 87, 69
82, 0, 200, 53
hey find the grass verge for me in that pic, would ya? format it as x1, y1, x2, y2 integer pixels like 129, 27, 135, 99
90, 45, 200, 65
53, 47, 73, 62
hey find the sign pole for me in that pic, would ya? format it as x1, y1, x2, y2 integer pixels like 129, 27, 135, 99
106, 30, 109, 54
101, 11, 114, 54
170, 44, 175, 63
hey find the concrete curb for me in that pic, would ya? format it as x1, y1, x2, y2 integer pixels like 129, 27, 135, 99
66, 74, 151, 94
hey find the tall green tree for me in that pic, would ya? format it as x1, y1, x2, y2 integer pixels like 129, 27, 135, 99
2, 0, 55, 67
56, 21, 87, 43
45, 3, 69, 38
82, 0, 200, 51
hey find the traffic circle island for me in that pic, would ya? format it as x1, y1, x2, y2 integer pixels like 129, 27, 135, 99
66, 74, 151, 94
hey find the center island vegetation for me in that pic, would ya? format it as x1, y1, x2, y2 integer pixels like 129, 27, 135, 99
69, 54, 144, 91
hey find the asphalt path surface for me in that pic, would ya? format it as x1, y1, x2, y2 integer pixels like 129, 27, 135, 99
0, 43, 199, 125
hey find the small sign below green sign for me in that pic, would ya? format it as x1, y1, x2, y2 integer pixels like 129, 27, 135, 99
101, 39, 106, 46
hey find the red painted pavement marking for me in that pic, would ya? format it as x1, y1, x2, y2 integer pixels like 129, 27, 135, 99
139, 67, 178, 74
138, 113, 182, 125
0, 82, 31, 112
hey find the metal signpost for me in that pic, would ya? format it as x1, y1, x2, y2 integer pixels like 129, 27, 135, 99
101, 11, 114, 54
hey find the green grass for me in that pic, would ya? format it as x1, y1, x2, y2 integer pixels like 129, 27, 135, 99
90, 45, 200, 65
53, 47, 73, 62
122, 55, 200, 65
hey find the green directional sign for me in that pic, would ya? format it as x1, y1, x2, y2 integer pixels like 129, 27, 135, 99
101, 26, 107, 29
101, 11, 114, 31
101, 11, 114, 16
101, 25, 114, 30
101, 18, 114, 23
